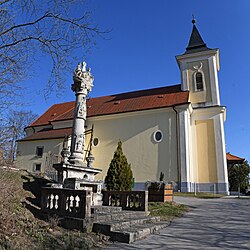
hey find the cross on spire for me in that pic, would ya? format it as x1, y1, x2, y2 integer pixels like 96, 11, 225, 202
192, 14, 196, 25
185, 17, 210, 54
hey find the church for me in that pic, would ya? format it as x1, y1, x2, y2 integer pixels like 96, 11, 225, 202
16, 20, 229, 194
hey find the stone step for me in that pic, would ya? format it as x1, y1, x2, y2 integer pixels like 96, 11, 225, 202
91, 205, 122, 214
97, 221, 169, 244
92, 210, 148, 223
113, 221, 169, 243
93, 216, 161, 234
91, 206, 168, 243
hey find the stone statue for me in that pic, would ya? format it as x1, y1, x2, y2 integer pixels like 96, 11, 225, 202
72, 61, 94, 93
61, 135, 70, 163
75, 134, 84, 152
81, 61, 87, 72
76, 98, 86, 119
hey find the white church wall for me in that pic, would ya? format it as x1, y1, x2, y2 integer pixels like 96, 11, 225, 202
86, 107, 178, 188
16, 139, 63, 173
51, 120, 73, 129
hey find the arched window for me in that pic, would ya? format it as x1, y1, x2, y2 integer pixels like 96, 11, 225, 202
196, 72, 203, 91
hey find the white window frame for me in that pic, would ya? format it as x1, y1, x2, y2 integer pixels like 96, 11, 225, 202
193, 70, 206, 92
153, 130, 163, 143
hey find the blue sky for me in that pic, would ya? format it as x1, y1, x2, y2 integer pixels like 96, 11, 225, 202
20, 0, 250, 161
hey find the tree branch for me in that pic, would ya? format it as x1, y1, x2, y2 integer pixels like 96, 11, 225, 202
0, 12, 53, 37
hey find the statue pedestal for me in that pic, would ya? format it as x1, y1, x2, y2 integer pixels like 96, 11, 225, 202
53, 162, 102, 183
53, 163, 103, 206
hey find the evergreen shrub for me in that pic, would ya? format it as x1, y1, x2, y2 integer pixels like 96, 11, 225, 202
105, 141, 133, 191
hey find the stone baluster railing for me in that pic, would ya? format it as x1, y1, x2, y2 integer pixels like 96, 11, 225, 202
41, 187, 92, 219
102, 191, 148, 212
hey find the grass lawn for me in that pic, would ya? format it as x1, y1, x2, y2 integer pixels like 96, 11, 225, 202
174, 192, 224, 199
149, 202, 188, 221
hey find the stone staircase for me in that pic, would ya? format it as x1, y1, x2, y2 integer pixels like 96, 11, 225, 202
91, 206, 168, 243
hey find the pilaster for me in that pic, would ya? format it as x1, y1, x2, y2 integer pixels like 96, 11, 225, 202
214, 113, 229, 194
175, 105, 191, 192
208, 56, 220, 105
180, 61, 188, 91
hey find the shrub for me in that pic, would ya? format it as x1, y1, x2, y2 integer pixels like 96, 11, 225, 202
105, 141, 133, 191
228, 160, 250, 192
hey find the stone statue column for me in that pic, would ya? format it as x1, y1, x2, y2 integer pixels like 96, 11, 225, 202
68, 62, 94, 166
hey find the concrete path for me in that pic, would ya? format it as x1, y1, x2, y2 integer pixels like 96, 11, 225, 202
105, 197, 250, 249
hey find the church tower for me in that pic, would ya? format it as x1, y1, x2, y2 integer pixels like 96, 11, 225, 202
175, 19, 229, 194
176, 18, 221, 107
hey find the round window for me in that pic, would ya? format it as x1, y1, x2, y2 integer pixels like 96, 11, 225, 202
153, 130, 163, 143
92, 137, 99, 147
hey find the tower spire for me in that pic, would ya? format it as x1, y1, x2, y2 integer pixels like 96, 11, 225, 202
185, 17, 210, 54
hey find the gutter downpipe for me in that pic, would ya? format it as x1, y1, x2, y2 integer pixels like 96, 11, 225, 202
173, 105, 181, 191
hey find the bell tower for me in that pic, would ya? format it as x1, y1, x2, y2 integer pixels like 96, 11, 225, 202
176, 18, 221, 108
175, 18, 229, 194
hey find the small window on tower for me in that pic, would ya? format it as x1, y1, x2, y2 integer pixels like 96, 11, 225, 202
195, 72, 203, 91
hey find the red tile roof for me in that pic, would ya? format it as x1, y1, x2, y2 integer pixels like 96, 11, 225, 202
19, 128, 72, 141
30, 102, 75, 127
30, 84, 189, 127
226, 153, 244, 163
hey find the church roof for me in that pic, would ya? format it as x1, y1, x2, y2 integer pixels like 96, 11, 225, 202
29, 84, 189, 127
185, 19, 210, 54
226, 153, 245, 163
19, 127, 72, 141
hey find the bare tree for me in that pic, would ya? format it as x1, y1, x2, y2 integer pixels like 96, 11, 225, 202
0, 0, 104, 112
0, 110, 38, 164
